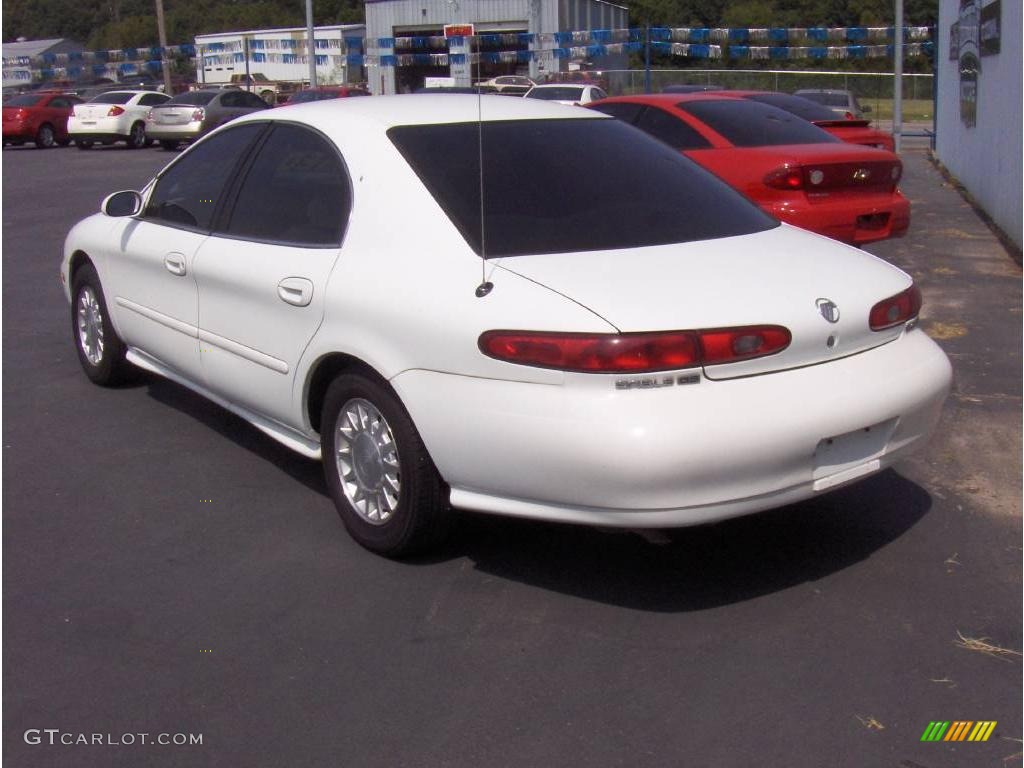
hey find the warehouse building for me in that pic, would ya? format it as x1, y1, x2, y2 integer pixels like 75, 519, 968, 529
2, 38, 84, 89
365, 0, 629, 95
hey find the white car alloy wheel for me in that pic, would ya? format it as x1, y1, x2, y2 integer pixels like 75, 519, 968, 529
128, 122, 147, 149
70, 264, 129, 386
334, 397, 401, 525
321, 374, 449, 557
77, 286, 105, 366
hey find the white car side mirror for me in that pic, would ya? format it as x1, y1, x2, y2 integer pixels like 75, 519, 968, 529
101, 190, 142, 217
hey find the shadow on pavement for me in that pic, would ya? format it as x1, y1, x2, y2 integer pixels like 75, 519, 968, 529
439, 469, 931, 612
141, 374, 932, 612
143, 375, 326, 494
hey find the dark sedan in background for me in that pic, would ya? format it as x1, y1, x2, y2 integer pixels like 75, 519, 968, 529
282, 86, 370, 105
146, 89, 269, 150
728, 91, 894, 151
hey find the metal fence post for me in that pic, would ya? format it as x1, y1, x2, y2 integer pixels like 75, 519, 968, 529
644, 26, 651, 94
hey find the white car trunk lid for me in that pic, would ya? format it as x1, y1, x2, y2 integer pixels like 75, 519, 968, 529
75, 104, 112, 120
496, 224, 911, 379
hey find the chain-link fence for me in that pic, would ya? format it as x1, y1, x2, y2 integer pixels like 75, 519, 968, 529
603, 69, 935, 126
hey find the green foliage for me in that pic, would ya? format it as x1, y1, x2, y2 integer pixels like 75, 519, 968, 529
3, 0, 937, 54
723, 1, 776, 27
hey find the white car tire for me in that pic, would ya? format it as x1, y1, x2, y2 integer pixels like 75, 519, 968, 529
71, 264, 130, 386
127, 122, 147, 149
321, 373, 450, 556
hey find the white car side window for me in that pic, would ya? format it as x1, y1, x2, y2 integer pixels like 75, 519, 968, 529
144, 124, 265, 231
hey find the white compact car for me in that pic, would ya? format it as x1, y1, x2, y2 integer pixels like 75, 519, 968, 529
524, 83, 608, 105
478, 75, 536, 94
61, 96, 952, 556
68, 89, 171, 149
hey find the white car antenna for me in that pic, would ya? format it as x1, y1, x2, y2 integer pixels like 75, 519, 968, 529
474, 38, 493, 298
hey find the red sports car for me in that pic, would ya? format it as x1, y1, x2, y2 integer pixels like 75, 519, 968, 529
2, 91, 82, 148
589, 94, 908, 245
723, 90, 894, 151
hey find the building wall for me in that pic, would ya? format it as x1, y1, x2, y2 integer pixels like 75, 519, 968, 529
366, 0, 626, 94
2, 38, 84, 88
195, 26, 365, 87
558, 0, 626, 33
935, 0, 1022, 247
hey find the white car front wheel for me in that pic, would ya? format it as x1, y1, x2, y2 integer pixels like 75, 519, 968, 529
71, 264, 129, 385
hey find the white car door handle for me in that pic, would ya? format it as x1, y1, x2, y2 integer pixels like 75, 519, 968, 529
277, 277, 313, 307
164, 253, 187, 276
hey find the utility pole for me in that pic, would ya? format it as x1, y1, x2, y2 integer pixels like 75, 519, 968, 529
155, 0, 173, 93
306, 0, 317, 88
894, 0, 904, 153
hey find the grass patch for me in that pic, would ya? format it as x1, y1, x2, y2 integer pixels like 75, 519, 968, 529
859, 98, 933, 121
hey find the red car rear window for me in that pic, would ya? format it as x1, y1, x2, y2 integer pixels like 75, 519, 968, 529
5, 94, 43, 107
680, 100, 839, 147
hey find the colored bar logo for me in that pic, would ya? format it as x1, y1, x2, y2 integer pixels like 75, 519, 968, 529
921, 721, 996, 742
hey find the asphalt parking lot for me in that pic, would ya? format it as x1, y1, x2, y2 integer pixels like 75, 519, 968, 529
3, 139, 1021, 767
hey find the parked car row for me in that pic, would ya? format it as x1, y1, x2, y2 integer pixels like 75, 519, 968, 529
61, 94, 951, 558
6, 86, 906, 248
4, 85, 375, 151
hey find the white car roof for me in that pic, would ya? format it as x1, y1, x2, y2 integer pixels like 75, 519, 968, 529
235, 93, 606, 133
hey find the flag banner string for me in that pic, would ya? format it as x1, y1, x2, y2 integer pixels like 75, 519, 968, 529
3, 26, 934, 78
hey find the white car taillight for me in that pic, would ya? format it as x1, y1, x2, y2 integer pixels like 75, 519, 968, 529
479, 326, 792, 372
869, 285, 922, 331
191, 108, 205, 121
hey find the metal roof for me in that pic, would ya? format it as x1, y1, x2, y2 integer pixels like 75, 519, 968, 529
2, 38, 81, 57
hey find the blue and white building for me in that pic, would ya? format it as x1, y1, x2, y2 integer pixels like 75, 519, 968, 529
365, 0, 629, 95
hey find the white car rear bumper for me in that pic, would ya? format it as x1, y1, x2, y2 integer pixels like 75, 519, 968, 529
392, 327, 951, 527
68, 115, 132, 138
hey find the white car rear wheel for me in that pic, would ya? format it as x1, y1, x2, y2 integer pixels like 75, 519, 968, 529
321, 373, 449, 556
127, 122, 147, 149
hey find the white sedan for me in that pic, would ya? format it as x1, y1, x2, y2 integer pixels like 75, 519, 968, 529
68, 89, 171, 149
61, 95, 952, 556
478, 75, 536, 94
524, 83, 608, 105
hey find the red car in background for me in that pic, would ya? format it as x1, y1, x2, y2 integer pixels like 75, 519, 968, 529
589, 94, 908, 245
724, 90, 894, 151
3, 92, 82, 148
281, 86, 370, 106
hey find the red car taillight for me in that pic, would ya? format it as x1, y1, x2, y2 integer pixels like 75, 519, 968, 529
478, 326, 791, 373
191, 108, 205, 121
764, 166, 804, 191
869, 285, 922, 330
107, 106, 125, 116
